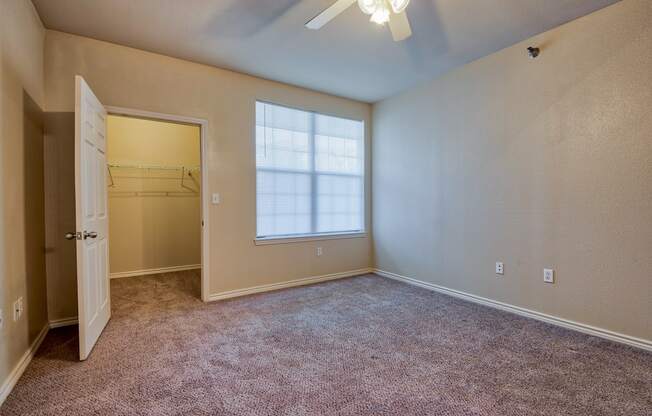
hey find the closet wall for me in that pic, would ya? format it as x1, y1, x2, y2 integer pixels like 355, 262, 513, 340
107, 115, 201, 276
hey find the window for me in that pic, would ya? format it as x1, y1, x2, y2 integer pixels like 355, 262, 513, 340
256, 101, 364, 239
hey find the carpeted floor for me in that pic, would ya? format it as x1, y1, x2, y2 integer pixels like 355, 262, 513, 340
1, 271, 650, 415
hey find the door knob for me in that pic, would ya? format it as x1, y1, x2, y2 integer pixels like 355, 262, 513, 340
83, 231, 98, 239
65, 232, 81, 240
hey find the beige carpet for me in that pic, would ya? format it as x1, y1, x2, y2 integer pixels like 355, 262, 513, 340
1, 271, 650, 415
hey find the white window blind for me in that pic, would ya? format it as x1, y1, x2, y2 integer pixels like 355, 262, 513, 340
256, 101, 364, 238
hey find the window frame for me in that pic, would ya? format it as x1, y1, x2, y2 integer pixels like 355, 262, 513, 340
253, 100, 366, 245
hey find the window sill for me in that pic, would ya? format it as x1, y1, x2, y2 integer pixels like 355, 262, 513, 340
254, 232, 367, 246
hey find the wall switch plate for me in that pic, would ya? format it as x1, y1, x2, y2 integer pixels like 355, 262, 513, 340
495, 262, 504, 275
543, 268, 554, 283
316, 247, 323, 256
0, 309, 4, 330
211, 193, 220, 205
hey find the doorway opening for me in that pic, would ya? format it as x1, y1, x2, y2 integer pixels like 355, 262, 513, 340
105, 110, 208, 302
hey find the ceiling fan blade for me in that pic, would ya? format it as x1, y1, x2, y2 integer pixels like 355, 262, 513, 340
305, 0, 357, 30
388, 10, 412, 41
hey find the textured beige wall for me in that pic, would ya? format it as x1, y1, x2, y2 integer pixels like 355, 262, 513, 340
44, 30, 372, 320
107, 116, 200, 167
107, 115, 201, 274
373, 0, 652, 342
0, 0, 48, 394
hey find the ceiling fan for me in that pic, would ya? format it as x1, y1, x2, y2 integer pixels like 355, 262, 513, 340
306, 0, 412, 41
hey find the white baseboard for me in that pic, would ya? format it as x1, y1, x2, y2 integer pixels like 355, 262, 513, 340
374, 269, 652, 352
0, 323, 49, 407
110, 264, 201, 279
208, 268, 373, 302
49, 317, 78, 329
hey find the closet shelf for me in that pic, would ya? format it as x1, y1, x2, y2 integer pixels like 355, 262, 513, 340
107, 163, 200, 197
108, 163, 200, 171
108, 191, 199, 198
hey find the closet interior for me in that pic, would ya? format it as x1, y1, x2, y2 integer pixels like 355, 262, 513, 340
106, 115, 202, 286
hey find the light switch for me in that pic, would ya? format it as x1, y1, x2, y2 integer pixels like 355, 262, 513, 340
212, 193, 220, 205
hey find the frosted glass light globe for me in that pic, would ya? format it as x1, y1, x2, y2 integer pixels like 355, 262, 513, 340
370, 4, 390, 24
357, 0, 377, 15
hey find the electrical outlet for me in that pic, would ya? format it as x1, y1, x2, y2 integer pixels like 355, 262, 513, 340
495, 262, 504, 275
316, 247, 323, 257
543, 268, 554, 283
13, 299, 21, 321
12, 297, 24, 321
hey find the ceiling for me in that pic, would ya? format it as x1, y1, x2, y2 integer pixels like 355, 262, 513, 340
32, 0, 620, 103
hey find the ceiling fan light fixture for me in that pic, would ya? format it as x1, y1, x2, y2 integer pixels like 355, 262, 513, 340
369, 3, 390, 24
307, 0, 412, 41
388, 0, 410, 13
